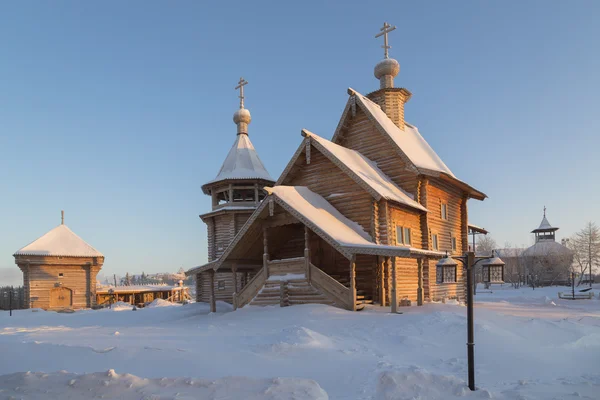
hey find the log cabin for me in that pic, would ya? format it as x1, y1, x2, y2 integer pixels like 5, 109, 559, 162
13, 211, 104, 310
187, 23, 487, 311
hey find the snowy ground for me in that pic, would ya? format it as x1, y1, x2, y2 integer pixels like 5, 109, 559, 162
0, 286, 598, 399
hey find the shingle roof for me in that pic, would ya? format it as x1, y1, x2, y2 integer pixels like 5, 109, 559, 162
303, 130, 427, 212
204, 134, 273, 186
14, 224, 103, 258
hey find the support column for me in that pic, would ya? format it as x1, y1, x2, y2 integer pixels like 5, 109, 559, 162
232, 264, 238, 311
379, 256, 386, 306
254, 183, 259, 205
209, 270, 216, 313
349, 255, 357, 311
417, 258, 424, 306
391, 257, 397, 313
304, 225, 311, 282
263, 227, 269, 276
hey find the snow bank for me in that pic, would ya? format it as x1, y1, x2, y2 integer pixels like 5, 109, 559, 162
376, 368, 493, 399
267, 273, 305, 282
146, 298, 179, 308
0, 370, 328, 400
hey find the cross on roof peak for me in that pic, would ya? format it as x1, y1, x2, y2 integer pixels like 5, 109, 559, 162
375, 22, 397, 59
235, 77, 248, 109
543, 205, 546, 217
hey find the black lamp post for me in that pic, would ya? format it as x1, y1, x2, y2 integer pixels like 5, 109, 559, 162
436, 250, 505, 391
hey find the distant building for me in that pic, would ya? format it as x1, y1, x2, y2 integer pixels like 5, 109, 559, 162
13, 212, 104, 310
496, 208, 573, 286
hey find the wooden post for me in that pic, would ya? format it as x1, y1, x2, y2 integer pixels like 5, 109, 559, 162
263, 227, 269, 276
379, 256, 386, 306
232, 264, 238, 311
209, 270, 216, 313
349, 255, 357, 311
417, 258, 424, 306
228, 184, 234, 203
304, 225, 311, 282
391, 257, 397, 313
280, 281, 286, 307
254, 183, 259, 205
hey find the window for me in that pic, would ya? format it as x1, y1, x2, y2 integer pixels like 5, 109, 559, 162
217, 280, 225, 291
396, 225, 412, 245
451, 236, 457, 252
58, 273, 64, 277
441, 203, 448, 220
432, 234, 439, 250
436, 265, 457, 283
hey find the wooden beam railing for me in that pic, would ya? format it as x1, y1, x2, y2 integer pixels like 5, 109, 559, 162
309, 263, 352, 310
234, 267, 268, 309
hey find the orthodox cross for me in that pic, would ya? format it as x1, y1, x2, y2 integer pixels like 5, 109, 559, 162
235, 77, 248, 109
61, 210, 64, 225
375, 22, 397, 59
543, 205, 546, 217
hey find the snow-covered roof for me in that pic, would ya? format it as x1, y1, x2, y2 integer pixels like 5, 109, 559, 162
267, 186, 376, 247
14, 224, 103, 258
303, 130, 427, 212
522, 241, 573, 258
96, 285, 186, 294
351, 89, 455, 177
532, 216, 558, 232
205, 134, 273, 186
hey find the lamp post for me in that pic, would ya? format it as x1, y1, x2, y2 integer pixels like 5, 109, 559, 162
436, 250, 505, 391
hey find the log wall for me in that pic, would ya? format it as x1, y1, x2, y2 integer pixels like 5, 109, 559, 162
197, 271, 245, 304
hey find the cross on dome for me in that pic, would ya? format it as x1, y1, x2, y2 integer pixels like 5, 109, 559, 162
235, 77, 248, 109
375, 22, 397, 59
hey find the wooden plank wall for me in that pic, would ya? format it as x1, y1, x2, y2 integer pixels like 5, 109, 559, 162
197, 272, 244, 304
286, 148, 374, 236
426, 178, 467, 301
334, 107, 419, 196
20, 264, 99, 310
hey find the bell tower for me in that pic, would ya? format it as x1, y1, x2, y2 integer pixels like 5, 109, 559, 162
200, 78, 275, 261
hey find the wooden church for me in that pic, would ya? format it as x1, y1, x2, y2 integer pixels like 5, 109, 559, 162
187, 23, 486, 311
13, 212, 104, 310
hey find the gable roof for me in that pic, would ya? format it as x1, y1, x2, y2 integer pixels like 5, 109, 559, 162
208, 186, 444, 273
203, 134, 273, 189
277, 130, 427, 212
14, 224, 104, 258
332, 88, 486, 200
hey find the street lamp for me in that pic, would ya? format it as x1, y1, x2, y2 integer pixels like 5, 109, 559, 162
436, 251, 505, 391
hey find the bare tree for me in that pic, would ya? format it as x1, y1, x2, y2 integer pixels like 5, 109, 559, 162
571, 222, 600, 286
475, 235, 497, 256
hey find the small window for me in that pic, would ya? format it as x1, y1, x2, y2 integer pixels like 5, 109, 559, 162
441, 203, 448, 220
396, 226, 412, 245
451, 236, 457, 252
217, 280, 225, 291
436, 265, 457, 283
432, 234, 439, 250
404, 227, 411, 246
395, 225, 403, 245
58, 273, 64, 277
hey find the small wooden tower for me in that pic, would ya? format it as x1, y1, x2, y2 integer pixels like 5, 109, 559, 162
13, 211, 104, 310
194, 78, 274, 304
531, 206, 559, 242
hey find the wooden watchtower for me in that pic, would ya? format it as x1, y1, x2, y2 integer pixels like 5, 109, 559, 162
13, 211, 104, 310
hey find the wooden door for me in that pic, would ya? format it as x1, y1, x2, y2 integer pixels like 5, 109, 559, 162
50, 287, 72, 309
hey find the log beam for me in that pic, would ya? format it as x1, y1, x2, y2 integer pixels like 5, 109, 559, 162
350, 255, 357, 311
209, 270, 216, 313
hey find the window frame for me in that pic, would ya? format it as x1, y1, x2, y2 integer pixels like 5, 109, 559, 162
451, 235, 457, 252
441, 203, 448, 220
217, 280, 226, 291
396, 225, 412, 246
432, 233, 439, 250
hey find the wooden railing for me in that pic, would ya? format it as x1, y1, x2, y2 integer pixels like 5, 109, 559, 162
267, 257, 306, 275
234, 267, 268, 309
309, 263, 352, 310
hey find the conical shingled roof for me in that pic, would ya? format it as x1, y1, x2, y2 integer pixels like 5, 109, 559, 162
205, 134, 273, 186
14, 224, 104, 258
532, 215, 559, 233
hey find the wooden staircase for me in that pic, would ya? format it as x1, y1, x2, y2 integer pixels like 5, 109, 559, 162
328, 273, 373, 310
235, 257, 360, 311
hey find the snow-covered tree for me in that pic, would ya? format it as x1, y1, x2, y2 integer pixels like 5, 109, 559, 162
570, 222, 600, 286
475, 236, 497, 256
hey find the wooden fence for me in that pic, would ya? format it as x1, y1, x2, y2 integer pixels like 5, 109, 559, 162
0, 286, 26, 310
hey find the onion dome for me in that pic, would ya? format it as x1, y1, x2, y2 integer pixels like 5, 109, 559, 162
233, 108, 251, 134
374, 58, 400, 88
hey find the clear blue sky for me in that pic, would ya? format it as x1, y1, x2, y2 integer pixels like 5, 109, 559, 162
1, 1, 599, 280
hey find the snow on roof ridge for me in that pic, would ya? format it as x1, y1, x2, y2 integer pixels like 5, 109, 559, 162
349, 88, 456, 178
301, 129, 427, 212
207, 134, 274, 184
14, 224, 104, 258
